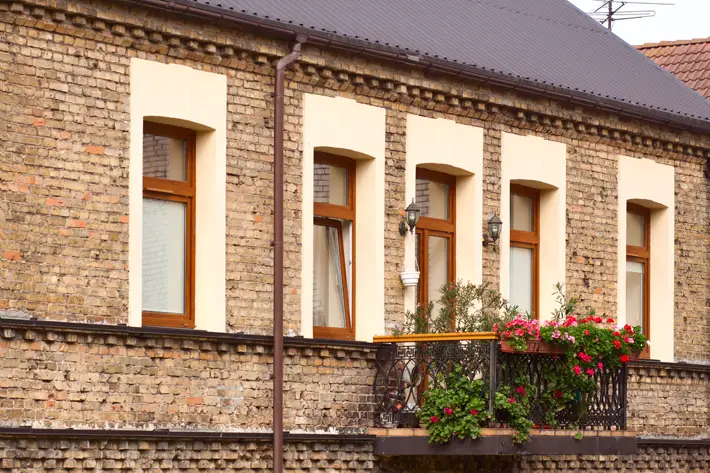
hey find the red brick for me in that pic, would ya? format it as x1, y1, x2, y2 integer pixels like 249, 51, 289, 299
33, 118, 45, 127
46, 197, 65, 207
186, 396, 203, 405
85, 145, 104, 155
3, 251, 21, 261
119, 215, 129, 223
81, 191, 91, 201
66, 219, 85, 228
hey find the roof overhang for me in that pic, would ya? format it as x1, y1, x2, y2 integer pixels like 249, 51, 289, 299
122, 0, 710, 135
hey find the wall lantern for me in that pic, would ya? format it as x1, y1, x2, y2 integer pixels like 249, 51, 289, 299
483, 214, 503, 247
399, 200, 421, 236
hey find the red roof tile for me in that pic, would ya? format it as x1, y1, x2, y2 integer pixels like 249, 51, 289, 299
637, 37, 710, 99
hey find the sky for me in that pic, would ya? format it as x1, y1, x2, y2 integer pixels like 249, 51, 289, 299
568, 0, 710, 46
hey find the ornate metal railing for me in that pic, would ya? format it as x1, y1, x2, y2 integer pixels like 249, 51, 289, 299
373, 335, 627, 430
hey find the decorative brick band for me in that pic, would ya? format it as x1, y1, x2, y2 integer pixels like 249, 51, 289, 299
0, 426, 375, 442
0, 317, 378, 353
5, 0, 710, 159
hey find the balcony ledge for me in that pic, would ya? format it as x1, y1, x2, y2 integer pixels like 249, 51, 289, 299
370, 428, 637, 456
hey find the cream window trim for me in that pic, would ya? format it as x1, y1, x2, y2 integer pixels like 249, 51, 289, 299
128, 58, 227, 332
404, 114, 484, 314
617, 155, 674, 362
500, 132, 566, 321
302, 94, 386, 342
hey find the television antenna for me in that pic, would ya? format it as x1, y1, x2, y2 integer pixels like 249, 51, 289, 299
587, 1, 674, 31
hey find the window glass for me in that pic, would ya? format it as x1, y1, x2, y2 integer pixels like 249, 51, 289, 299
143, 133, 188, 181
627, 212, 646, 247
416, 179, 450, 219
427, 235, 450, 315
314, 163, 348, 206
511, 194, 534, 232
510, 246, 533, 314
142, 198, 186, 313
313, 221, 351, 328
626, 261, 645, 330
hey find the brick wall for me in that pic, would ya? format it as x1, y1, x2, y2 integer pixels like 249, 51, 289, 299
0, 326, 376, 432
0, 438, 375, 472
1, 0, 709, 361
376, 446, 710, 472
627, 365, 710, 438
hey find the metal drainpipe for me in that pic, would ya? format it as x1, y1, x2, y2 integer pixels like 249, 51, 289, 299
272, 36, 304, 473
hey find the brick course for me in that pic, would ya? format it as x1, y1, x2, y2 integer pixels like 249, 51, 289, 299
0, 438, 375, 472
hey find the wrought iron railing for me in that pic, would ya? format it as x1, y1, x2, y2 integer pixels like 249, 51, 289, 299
373, 335, 627, 430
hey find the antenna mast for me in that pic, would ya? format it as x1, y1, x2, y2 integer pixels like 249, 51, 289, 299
588, 1, 674, 31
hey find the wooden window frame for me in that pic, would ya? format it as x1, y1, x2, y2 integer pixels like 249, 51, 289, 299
142, 121, 197, 329
415, 168, 456, 311
510, 184, 540, 318
626, 203, 651, 342
313, 152, 356, 340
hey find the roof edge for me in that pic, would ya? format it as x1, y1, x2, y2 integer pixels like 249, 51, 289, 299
636, 36, 710, 50
123, 0, 710, 134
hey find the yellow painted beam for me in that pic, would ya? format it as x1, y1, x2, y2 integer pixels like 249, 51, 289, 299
373, 332, 498, 343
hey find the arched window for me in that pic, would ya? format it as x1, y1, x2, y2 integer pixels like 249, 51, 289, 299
142, 121, 196, 328
626, 203, 650, 338
509, 184, 540, 317
312, 152, 355, 340
415, 168, 456, 315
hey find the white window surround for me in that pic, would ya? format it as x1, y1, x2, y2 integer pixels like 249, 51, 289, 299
128, 58, 227, 332
404, 114, 484, 313
617, 155, 674, 362
500, 132, 566, 321
302, 94, 386, 342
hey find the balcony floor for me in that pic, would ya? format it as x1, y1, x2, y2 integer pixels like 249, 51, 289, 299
370, 428, 637, 456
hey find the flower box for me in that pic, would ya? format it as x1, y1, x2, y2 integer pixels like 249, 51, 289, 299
500, 339, 566, 354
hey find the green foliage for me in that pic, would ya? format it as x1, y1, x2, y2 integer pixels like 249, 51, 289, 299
417, 364, 489, 444
395, 280, 519, 335
494, 375, 536, 444
549, 283, 583, 324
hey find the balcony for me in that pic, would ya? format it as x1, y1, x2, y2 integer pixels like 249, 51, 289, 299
371, 333, 635, 456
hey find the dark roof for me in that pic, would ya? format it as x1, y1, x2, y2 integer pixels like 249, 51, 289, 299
165, 0, 710, 131
637, 37, 710, 99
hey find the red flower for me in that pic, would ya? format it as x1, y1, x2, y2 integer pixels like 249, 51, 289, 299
613, 340, 622, 349
584, 330, 591, 336
554, 390, 564, 399
586, 368, 595, 376
470, 409, 479, 415
595, 317, 603, 323
516, 386, 526, 396
444, 407, 453, 416
597, 362, 604, 370
613, 331, 621, 337
607, 317, 615, 323
573, 365, 582, 375
624, 324, 634, 334
509, 397, 516, 404
620, 355, 629, 363
430, 416, 439, 423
